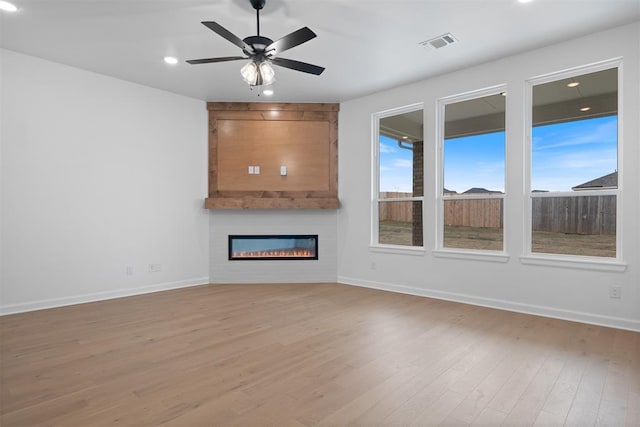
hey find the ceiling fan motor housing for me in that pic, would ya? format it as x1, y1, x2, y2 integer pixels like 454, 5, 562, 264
250, 0, 266, 10
243, 35, 275, 57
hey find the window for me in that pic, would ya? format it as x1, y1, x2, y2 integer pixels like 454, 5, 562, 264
373, 105, 424, 248
438, 89, 506, 252
528, 65, 619, 258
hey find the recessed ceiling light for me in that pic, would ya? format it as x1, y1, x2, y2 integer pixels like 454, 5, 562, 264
262, 89, 274, 96
402, 136, 408, 139
163, 56, 178, 65
580, 107, 591, 112
567, 81, 580, 88
518, 0, 534, 3
0, 1, 17, 12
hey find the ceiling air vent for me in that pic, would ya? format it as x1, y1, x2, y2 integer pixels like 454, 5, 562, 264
420, 33, 458, 49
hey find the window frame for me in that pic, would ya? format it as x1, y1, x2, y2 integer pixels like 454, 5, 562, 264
371, 103, 425, 252
434, 85, 509, 261
522, 59, 625, 268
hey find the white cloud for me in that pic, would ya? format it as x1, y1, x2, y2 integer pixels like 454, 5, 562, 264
379, 143, 396, 153
392, 159, 413, 168
533, 118, 617, 151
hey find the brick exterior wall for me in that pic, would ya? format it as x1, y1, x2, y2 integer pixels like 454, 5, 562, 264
412, 140, 424, 246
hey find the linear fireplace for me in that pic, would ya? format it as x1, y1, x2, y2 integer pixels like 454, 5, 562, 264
228, 235, 318, 261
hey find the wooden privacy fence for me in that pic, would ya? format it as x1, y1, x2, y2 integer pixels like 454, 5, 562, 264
532, 195, 615, 235
379, 193, 502, 227
444, 199, 503, 228
379, 192, 415, 222
380, 192, 616, 235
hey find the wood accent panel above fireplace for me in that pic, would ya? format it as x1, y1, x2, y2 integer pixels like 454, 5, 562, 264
205, 102, 339, 209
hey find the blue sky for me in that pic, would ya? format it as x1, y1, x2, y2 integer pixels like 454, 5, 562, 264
379, 115, 617, 194
379, 135, 415, 193
443, 131, 505, 193
531, 115, 617, 191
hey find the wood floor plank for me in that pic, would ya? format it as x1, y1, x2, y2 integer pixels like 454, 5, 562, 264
1, 283, 638, 426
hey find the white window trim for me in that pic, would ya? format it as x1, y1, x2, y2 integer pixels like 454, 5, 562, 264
523, 58, 624, 268
371, 103, 425, 251
435, 85, 508, 258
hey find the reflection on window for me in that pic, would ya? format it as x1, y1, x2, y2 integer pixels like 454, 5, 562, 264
530, 66, 618, 258
441, 92, 506, 252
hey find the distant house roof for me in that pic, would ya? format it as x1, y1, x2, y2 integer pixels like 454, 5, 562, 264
572, 171, 618, 190
443, 188, 457, 194
462, 187, 503, 194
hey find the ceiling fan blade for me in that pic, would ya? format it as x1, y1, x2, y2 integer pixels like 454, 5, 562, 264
186, 56, 247, 65
266, 27, 316, 55
271, 57, 325, 75
202, 21, 252, 52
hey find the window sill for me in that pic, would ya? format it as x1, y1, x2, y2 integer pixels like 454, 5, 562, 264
369, 245, 426, 256
519, 254, 627, 272
432, 249, 509, 263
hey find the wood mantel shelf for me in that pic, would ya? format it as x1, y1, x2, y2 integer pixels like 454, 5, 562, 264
205, 197, 340, 210
205, 102, 340, 210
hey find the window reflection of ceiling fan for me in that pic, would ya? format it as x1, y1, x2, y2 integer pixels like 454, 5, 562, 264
186, 0, 325, 87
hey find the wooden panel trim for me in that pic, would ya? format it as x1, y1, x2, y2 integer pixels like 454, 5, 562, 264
205, 197, 340, 209
207, 102, 339, 112
206, 102, 340, 210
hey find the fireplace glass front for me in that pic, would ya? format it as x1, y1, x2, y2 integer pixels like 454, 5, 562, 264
228, 235, 318, 260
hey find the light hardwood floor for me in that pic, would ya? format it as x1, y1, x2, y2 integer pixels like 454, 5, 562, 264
1, 283, 638, 426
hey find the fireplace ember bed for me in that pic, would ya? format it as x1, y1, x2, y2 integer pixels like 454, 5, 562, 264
228, 235, 318, 261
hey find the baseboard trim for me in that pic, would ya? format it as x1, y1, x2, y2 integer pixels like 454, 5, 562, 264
337, 276, 640, 332
209, 278, 337, 284
0, 277, 210, 315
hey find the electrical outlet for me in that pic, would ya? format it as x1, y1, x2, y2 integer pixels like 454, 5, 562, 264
149, 263, 162, 273
126, 265, 134, 276
609, 285, 621, 299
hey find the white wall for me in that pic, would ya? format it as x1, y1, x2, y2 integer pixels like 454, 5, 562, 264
209, 210, 337, 283
337, 23, 640, 331
0, 49, 210, 314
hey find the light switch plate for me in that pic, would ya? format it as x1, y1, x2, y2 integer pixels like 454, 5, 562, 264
280, 165, 287, 176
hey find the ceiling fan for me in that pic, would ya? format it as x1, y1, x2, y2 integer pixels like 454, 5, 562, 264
186, 0, 325, 87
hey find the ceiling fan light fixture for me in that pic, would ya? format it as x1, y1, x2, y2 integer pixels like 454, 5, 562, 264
259, 61, 275, 85
240, 60, 275, 87
240, 61, 258, 85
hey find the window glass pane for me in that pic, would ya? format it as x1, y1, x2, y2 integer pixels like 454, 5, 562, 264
530, 67, 618, 258
532, 68, 617, 192
532, 116, 617, 191
443, 199, 504, 251
379, 110, 424, 197
531, 195, 616, 257
442, 92, 505, 251
378, 201, 423, 246
443, 94, 505, 195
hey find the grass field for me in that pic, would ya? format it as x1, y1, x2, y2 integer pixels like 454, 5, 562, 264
379, 221, 615, 257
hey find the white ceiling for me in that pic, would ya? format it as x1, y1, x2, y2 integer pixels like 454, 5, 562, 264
1, 0, 639, 103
